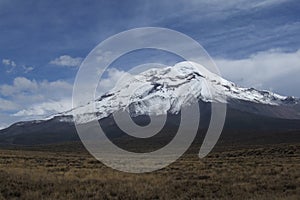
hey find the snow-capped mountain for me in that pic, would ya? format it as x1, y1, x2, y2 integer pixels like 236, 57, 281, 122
58, 61, 299, 124
1, 61, 300, 146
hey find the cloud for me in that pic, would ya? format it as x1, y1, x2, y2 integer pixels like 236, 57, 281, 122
22, 65, 34, 73
97, 68, 129, 95
0, 77, 38, 96
13, 99, 71, 117
50, 55, 83, 67
2, 59, 10, 66
216, 49, 300, 96
0, 97, 18, 111
134, 0, 299, 58
0, 113, 13, 130
138, 0, 289, 26
2, 59, 16, 67
0, 77, 72, 97
0, 68, 128, 122
191, 0, 287, 10
2, 58, 17, 73
250, 0, 288, 8
0, 77, 73, 120
2, 58, 34, 73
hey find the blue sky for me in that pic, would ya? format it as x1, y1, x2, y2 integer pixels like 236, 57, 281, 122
0, 0, 300, 128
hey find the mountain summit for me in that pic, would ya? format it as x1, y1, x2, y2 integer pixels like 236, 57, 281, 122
62, 61, 299, 124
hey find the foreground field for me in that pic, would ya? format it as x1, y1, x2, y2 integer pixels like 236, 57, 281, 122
0, 143, 299, 199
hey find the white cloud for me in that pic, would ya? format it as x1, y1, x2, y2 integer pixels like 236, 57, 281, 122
216, 49, 300, 96
11, 61, 16, 67
97, 68, 129, 95
13, 99, 72, 117
154, 0, 289, 22
2, 59, 16, 67
2, 59, 11, 66
251, 0, 288, 8
0, 77, 72, 98
0, 97, 18, 111
0, 77, 73, 119
50, 55, 83, 67
22, 66, 34, 73
1, 69, 128, 120
0, 113, 12, 130
184, 0, 288, 11
0, 77, 38, 96
2, 58, 17, 73
2, 58, 34, 73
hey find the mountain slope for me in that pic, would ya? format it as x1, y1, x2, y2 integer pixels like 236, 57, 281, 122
0, 61, 299, 146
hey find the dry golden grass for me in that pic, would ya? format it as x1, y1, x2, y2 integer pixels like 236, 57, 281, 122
0, 143, 299, 199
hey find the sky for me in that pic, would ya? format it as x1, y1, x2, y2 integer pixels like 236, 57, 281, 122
0, 0, 300, 128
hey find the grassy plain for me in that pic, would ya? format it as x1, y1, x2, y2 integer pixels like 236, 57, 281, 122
0, 143, 299, 199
